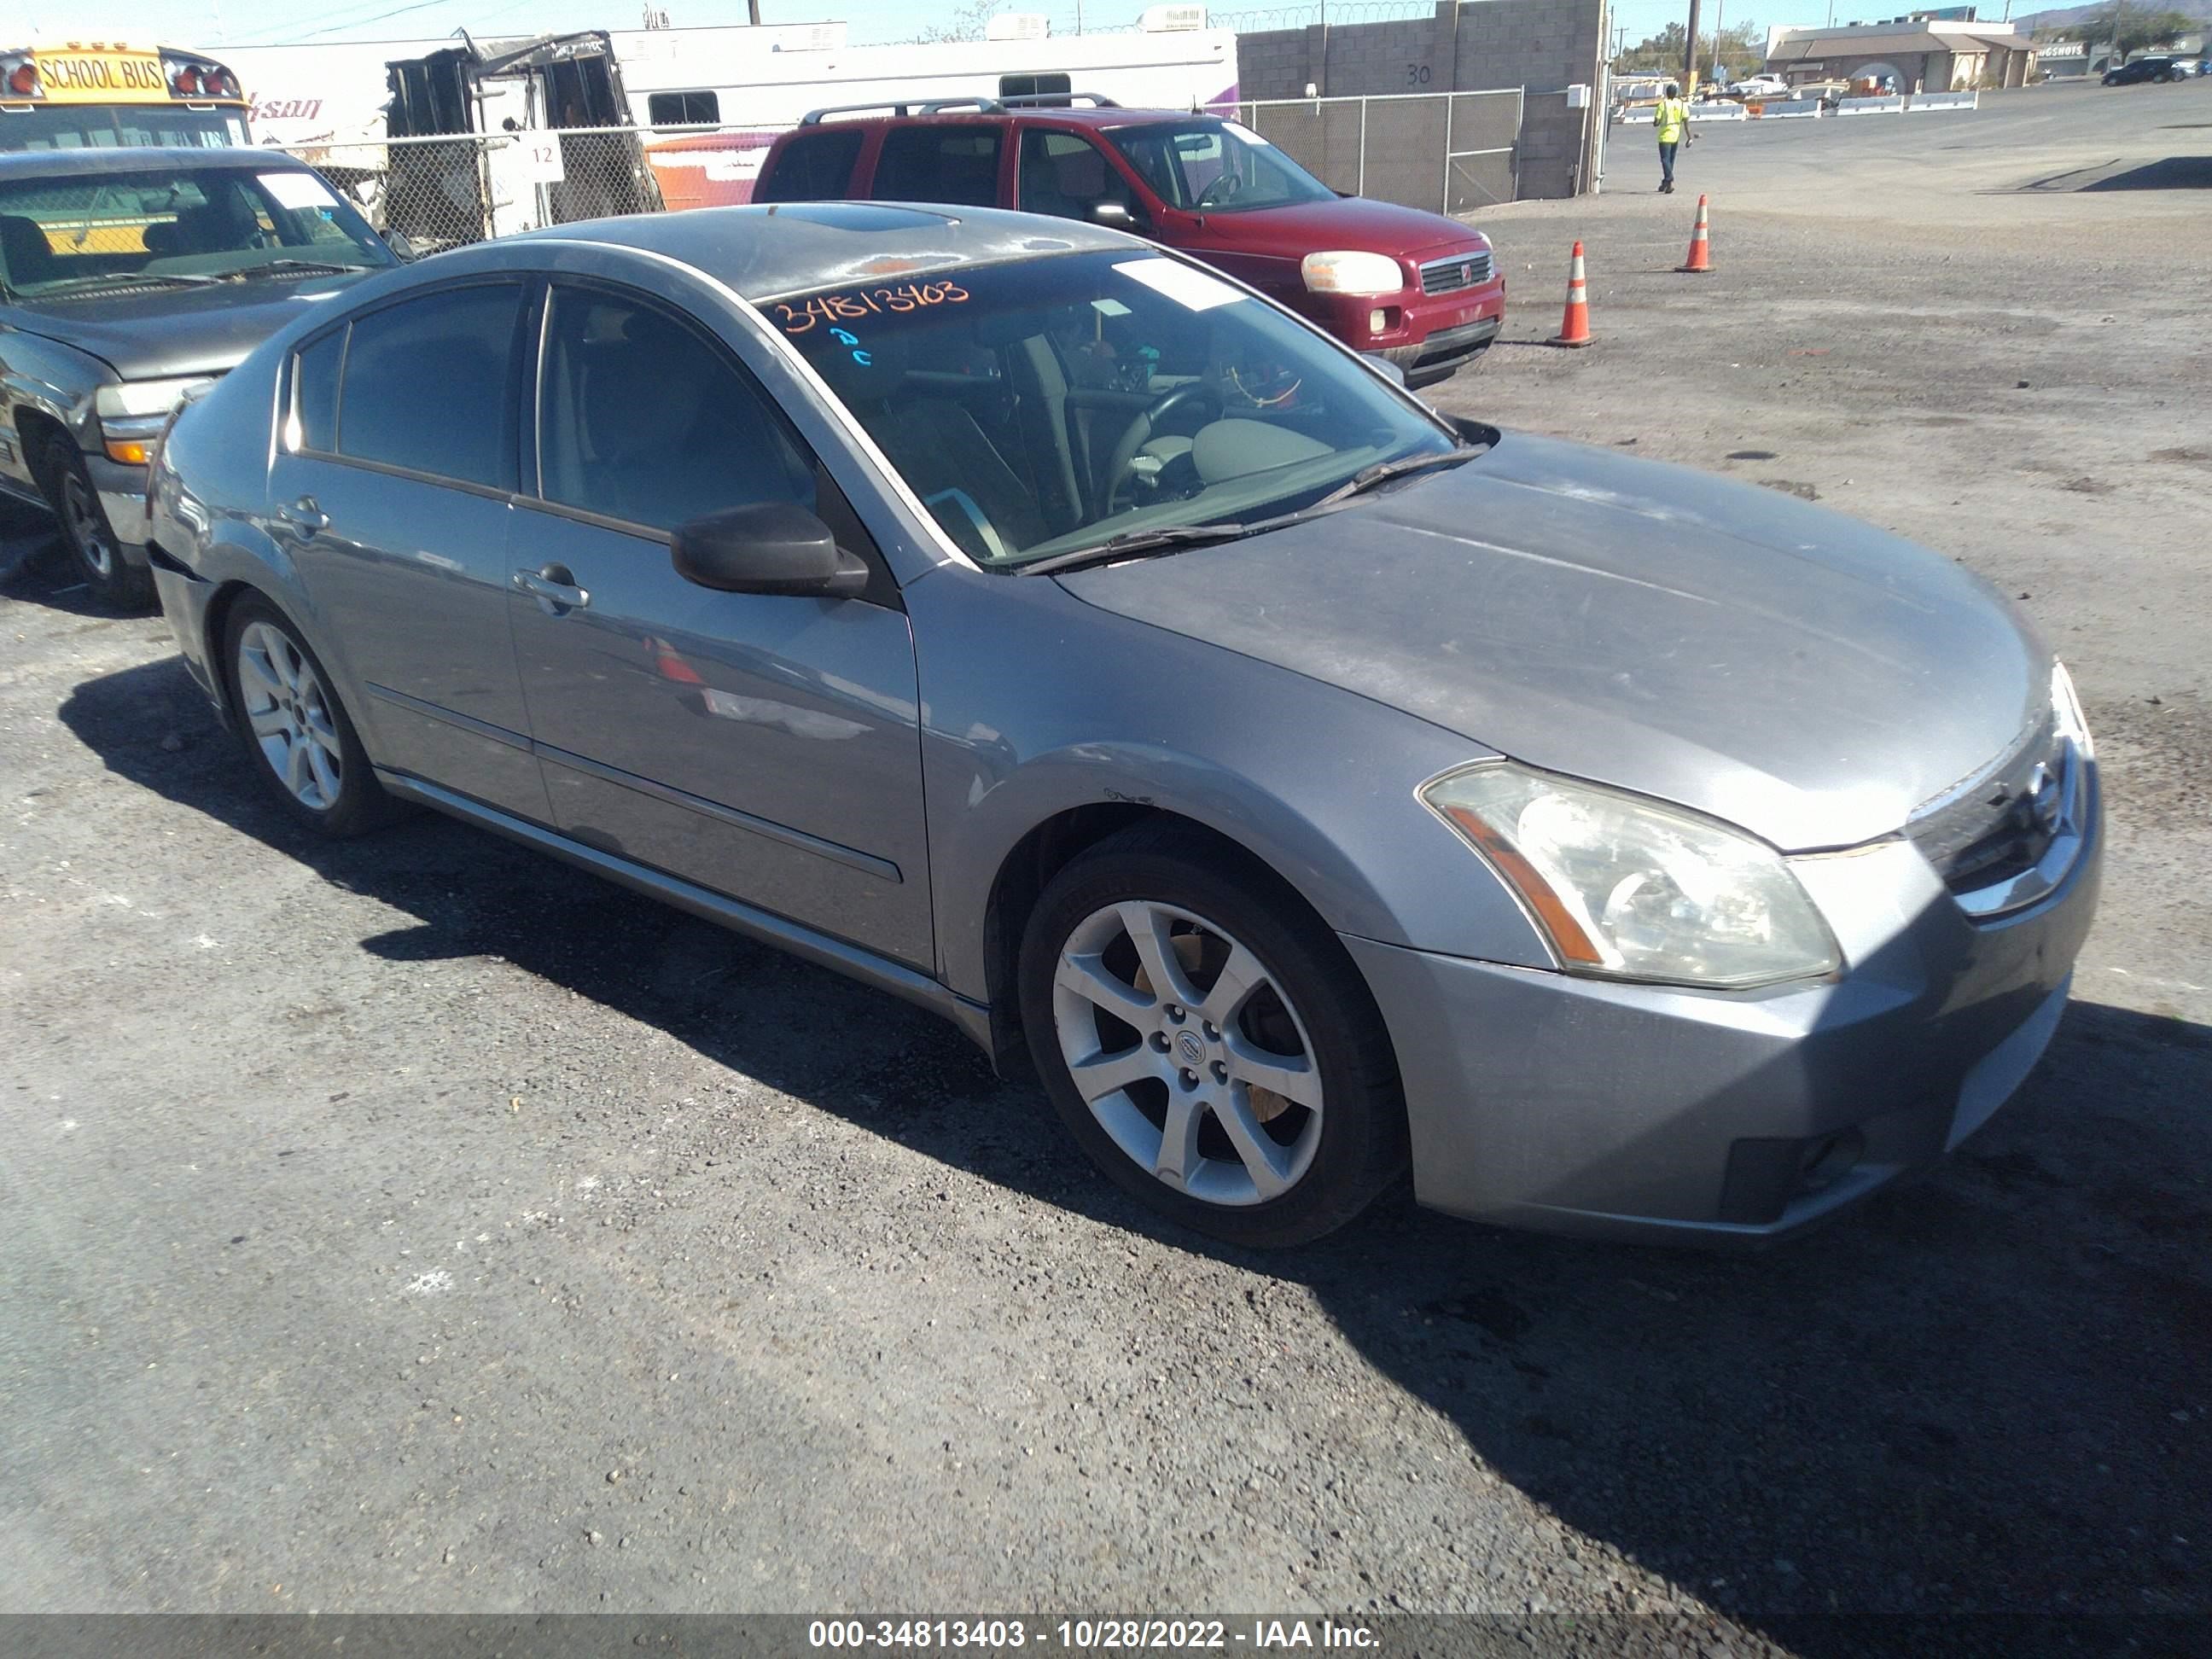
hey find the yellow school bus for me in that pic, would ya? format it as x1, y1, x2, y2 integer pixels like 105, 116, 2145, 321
0, 40, 250, 149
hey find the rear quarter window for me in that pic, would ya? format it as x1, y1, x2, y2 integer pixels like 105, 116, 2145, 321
757, 128, 866, 202
871, 125, 1004, 207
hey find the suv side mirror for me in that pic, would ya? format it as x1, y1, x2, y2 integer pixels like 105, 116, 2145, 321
1089, 201, 1149, 232
672, 502, 870, 598
381, 228, 416, 261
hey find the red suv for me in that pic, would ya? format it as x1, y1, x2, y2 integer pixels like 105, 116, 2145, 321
754, 96, 1505, 387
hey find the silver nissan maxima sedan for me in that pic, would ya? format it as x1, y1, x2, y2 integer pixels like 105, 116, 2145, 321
144, 203, 2099, 1247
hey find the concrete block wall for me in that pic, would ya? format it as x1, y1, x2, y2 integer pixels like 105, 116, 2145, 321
1234, 0, 1610, 199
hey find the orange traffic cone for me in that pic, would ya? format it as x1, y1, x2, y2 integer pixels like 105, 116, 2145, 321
1549, 242, 1593, 347
1679, 195, 1713, 273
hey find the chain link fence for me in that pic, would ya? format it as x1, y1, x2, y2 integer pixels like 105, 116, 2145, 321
276, 94, 1522, 254
1228, 90, 1521, 213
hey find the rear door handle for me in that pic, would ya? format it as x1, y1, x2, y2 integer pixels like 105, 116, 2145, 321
276, 495, 328, 533
514, 565, 590, 614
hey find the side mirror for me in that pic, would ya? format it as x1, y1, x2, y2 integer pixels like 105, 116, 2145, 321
1088, 201, 1148, 232
672, 502, 870, 598
381, 228, 416, 261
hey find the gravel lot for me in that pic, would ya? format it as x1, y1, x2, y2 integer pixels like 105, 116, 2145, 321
3, 84, 2207, 1647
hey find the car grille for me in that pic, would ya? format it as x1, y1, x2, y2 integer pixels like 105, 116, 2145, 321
1904, 709, 2066, 895
1418, 250, 1494, 295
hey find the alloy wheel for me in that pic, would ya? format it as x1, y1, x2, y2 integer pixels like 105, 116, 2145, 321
236, 621, 344, 811
1051, 899, 1325, 1207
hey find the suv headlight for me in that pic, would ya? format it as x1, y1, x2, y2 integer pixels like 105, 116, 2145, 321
95, 377, 214, 464
1301, 250, 1405, 296
1419, 763, 1842, 988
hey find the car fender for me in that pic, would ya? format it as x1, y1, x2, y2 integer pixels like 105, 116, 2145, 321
906, 567, 1555, 1004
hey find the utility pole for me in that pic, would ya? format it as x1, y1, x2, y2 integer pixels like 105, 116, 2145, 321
748, 0, 762, 24
1711, 0, 1725, 83
1684, 0, 1703, 92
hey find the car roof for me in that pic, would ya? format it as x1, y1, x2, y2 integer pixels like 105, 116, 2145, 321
503, 201, 1134, 302
798, 105, 1217, 134
0, 146, 314, 180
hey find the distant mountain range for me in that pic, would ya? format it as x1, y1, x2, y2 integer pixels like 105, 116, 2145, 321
2010, 4, 2210, 34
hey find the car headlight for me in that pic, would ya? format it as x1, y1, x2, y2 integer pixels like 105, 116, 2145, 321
2051, 660, 2093, 760
95, 377, 214, 464
1301, 250, 1406, 296
1419, 762, 1842, 988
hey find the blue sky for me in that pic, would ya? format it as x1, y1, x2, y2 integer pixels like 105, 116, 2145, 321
24, 0, 1766, 52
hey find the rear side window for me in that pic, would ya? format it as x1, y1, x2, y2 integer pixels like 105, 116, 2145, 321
289, 329, 345, 454
872, 125, 1003, 207
648, 90, 720, 125
337, 283, 523, 491
756, 129, 865, 202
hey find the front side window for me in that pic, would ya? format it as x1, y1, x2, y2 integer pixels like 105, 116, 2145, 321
537, 287, 814, 533
761, 250, 1450, 568
1107, 119, 1335, 213
756, 128, 865, 202
0, 163, 390, 300
1016, 130, 1138, 223
871, 125, 1002, 207
338, 283, 522, 491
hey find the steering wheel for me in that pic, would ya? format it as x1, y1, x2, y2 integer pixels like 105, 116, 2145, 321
1104, 382, 1223, 510
1195, 171, 1244, 210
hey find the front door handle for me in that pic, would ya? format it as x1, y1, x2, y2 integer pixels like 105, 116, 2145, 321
276, 495, 328, 533
514, 564, 590, 614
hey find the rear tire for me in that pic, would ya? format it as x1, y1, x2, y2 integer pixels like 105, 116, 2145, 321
220, 595, 400, 838
43, 437, 153, 611
1018, 823, 1407, 1247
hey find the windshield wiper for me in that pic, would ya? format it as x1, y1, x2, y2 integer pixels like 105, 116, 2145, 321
36, 271, 224, 294
224, 259, 370, 280
1304, 444, 1483, 512
1014, 443, 1486, 578
1016, 521, 1266, 577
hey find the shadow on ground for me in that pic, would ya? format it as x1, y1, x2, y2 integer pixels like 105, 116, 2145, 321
2083, 155, 2212, 190
58, 654, 2212, 1646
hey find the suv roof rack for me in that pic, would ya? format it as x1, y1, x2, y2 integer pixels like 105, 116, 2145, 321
799, 90, 1124, 125
998, 91, 1122, 108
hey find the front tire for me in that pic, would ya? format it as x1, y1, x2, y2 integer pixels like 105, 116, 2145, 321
221, 596, 399, 837
1018, 824, 1407, 1247
43, 437, 153, 611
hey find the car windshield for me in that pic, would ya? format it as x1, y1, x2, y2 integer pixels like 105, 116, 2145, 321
1104, 119, 1337, 213
763, 248, 1455, 569
0, 164, 391, 300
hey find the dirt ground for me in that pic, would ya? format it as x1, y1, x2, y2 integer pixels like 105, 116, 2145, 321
3, 82, 2207, 1650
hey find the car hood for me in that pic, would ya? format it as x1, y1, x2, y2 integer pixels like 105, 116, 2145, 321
1055, 432, 2046, 852
1194, 193, 1481, 260
9, 271, 374, 380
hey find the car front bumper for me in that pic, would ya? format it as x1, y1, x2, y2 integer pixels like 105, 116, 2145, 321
88, 452, 154, 568
1343, 766, 2103, 1244
1307, 276, 1507, 385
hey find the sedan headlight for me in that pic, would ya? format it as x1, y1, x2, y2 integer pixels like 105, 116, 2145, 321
1301, 250, 1405, 296
95, 377, 214, 464
1419, 763, 1842, 988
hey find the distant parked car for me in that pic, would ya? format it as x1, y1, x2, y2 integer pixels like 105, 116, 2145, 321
754, 96, 1505, 387
1729, 75, 1790, 99
2103, 56, 2186, 84
0, 146, 399, 607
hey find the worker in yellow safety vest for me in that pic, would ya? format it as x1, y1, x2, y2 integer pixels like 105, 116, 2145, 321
1653, 84, 1691, 195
